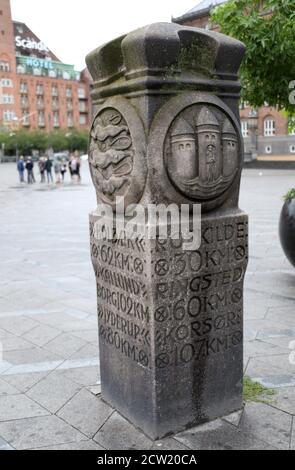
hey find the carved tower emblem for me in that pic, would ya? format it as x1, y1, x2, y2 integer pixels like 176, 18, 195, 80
164, 102, 240, 201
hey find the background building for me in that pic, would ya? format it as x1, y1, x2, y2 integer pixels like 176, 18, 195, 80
173, 0, 295, 161
0, 0, 91, 132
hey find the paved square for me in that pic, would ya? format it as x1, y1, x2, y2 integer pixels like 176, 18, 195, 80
0, 163, 295, 449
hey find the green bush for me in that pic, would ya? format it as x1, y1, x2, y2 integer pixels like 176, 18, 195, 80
0, 128, 89, 156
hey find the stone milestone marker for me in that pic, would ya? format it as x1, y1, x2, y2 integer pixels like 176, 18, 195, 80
86, 23, 248, 439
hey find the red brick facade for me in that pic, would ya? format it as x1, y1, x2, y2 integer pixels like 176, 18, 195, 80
0, 0, 91, 132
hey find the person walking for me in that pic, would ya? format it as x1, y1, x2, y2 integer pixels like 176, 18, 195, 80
38, 157, 46, 183
44, 157, 53, 184
76, 157, 81, 182
70, 156, 78, 181
68, 156, 73, 180
17, 156, 25, 183
60, 160, 67, 182
25, 157, 35, 184
54, 160, 61, 184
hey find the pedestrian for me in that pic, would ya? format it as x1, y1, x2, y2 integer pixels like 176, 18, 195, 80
68, 155, 74, 180
38, 157, 46, 183
60, 160, 67, 182
70, 156, 78, 181
54, 160, 61, 184
25, 157, 35, 184
17, 156, 25, 183
76, 157, 81, 182
45, 157, 53, 183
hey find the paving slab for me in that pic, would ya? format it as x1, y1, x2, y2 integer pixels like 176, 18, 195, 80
93, 412, 153, 450
0, 415, 86, 450
57, 389, 113, 438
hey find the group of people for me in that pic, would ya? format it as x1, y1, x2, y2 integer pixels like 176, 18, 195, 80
17, 155, 82, 185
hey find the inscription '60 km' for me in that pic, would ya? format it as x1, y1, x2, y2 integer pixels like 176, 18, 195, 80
91, 243, 144, 275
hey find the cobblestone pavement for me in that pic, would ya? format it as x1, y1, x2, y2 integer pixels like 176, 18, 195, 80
0, 163, 294, 450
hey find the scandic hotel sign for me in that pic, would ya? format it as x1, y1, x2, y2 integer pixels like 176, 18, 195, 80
15, 35, 49, 53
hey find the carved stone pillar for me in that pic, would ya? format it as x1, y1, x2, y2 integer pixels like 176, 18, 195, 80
86, 23, 247, 440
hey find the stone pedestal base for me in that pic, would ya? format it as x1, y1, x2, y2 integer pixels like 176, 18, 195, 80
90, 211, 248, 439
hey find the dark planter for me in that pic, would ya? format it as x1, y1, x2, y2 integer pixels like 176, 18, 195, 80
279, 199, 295, 268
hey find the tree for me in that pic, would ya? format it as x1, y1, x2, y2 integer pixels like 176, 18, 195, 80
211, 0, 295, 113
47, 130, 69, 152
67, 129, 89, 153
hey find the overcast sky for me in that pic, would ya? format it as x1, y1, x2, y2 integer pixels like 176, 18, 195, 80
11, 0, 200, 70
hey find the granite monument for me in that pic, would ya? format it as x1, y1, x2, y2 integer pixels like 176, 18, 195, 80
86, 23, 248, 439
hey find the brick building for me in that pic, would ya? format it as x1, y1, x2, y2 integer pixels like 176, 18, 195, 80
173, 0, 295, 160
0, 0, 91, 132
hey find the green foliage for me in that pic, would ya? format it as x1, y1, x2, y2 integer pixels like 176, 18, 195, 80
67, 129, 89, 152
283, 188, 295, 201
211, 0, 295, 113
47, 130, 68, 152
243, 376, 276, 403
0, 128, 89, 156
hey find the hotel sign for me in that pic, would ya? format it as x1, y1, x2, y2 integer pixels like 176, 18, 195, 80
26, 57, 53, 70
15, 36, 49, 53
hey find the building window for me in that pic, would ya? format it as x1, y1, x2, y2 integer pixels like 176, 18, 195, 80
20, 82, 28, 93
0, 60, 10, 72
3, 110, 16, 121
78, 88, 86, 99
52, 86, 58, 97
38, 112, 45, 127
53, 112, 59, 127
36, 84, 44, 95
79, 102, 87, 112
79, 114, 87, 125
2, 94, 14, 104
36, 98, 44, 109
241, 121, 249, 138
17, 64, 26, 74
288, 118, 295, 136
264, 117, 275, 136
49, 70, 57, 78
22, 112, 30, 126
67, 113, 73, 128
52, 98, 59, 110
66, 87, 72, 98
1, 78, 13, 87
290, 145, 295, 154
21, 97, 29, 108
265, 145, 272, 154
